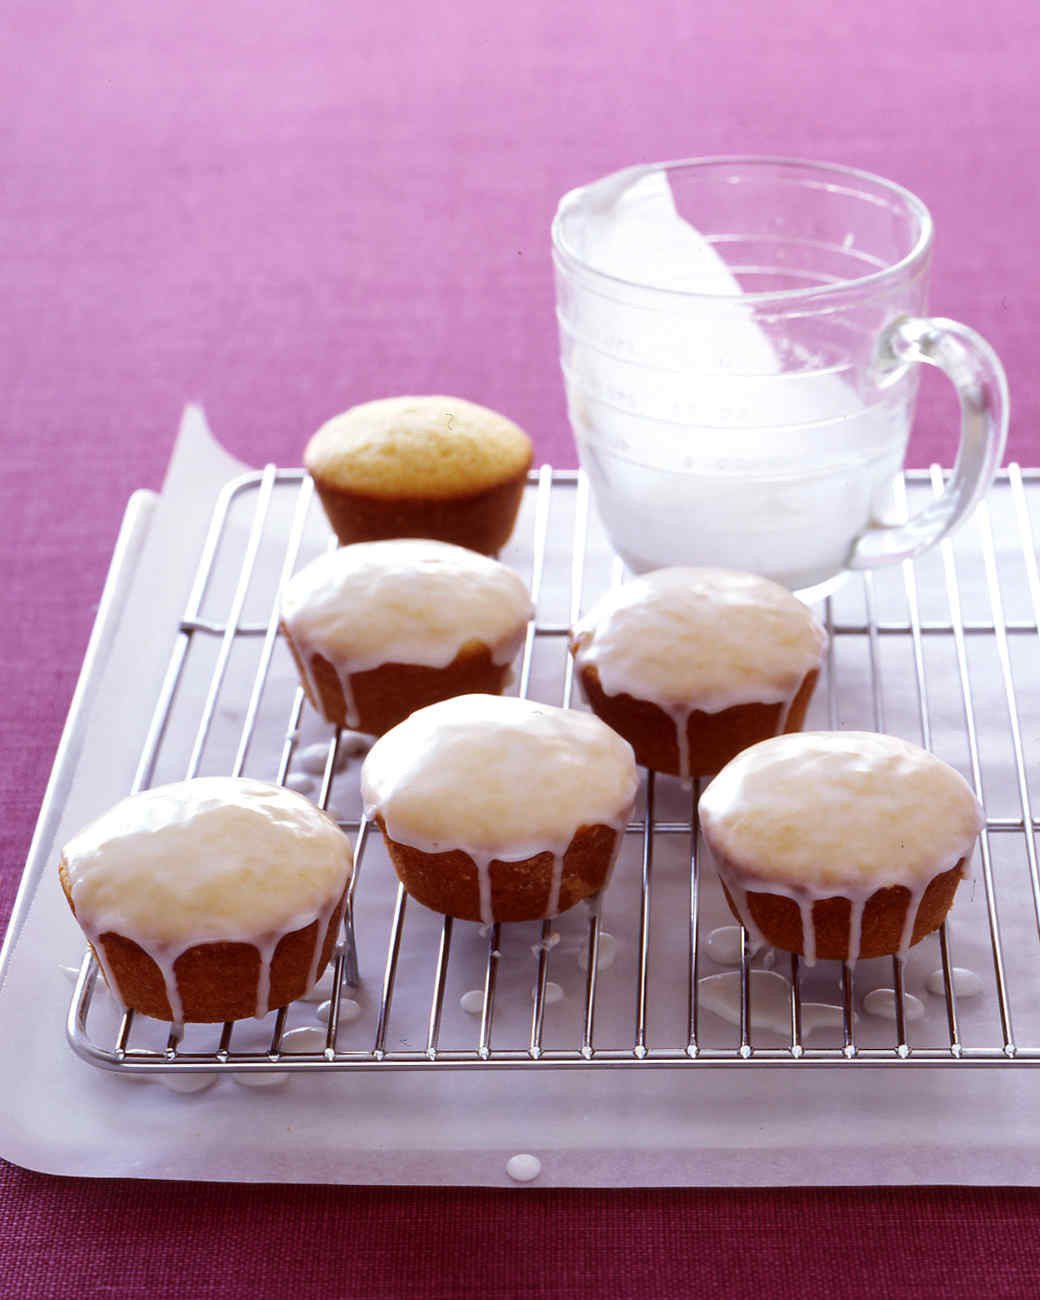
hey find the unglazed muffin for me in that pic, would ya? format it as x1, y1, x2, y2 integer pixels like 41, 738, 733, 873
59, 777, 353, 1022
699, 732, 984, 963
280, 539, 533, 736
304, 396, 533, 554
361, 694, 638, 923
570, 567, 826, 779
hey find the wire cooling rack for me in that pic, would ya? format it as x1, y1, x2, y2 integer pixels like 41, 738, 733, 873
66, 465, 1040, 1074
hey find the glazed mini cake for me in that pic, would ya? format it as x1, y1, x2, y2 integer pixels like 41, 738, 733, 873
361, 694, 638, 924
570, 567, 826, 779
303, 395, 533, 555
280, 539, 534, 736
699, 732, 984, 963
59, 777, 353, 1023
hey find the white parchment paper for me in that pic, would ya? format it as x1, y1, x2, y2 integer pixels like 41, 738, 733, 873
2, 409, 1040, 1187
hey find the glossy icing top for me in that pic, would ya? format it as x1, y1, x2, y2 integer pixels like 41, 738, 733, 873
699, 731, 983, 889
361, 694, 638, 858
281, 539, 533, 673
62, 777, 353, 947
571, 567, 826, 712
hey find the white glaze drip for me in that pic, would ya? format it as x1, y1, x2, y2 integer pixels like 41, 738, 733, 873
670, 705, 691, 782
775, 694, 795, 735
798, 896, 816, 966
154, 950, 185, 1025
715, 858, 944, 968
460, 989, 485, 1016
89, 942, 135, 1016
304, 894, 340, 998
300, 967, 336, 1003
720, 881, 769, 956
253, 935, 277, 1020
545, 853, 565, 918
531, 981, 565, 1005
845, 891, 862, 964
897, 882, 927, 957
340, 671, 361, 730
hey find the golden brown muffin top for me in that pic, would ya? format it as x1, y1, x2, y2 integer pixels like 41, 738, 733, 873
304, 396, 533, 500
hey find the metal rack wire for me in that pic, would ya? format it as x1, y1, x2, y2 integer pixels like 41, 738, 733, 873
67, 465, 1040, 1073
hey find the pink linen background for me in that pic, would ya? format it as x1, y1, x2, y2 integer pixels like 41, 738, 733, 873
2, 0, 1038, 1294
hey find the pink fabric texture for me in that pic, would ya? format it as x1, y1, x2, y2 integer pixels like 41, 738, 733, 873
2, 0, 1038, 1293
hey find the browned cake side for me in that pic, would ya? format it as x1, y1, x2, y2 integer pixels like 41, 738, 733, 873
282, 627, 512, 736
577, 663, 819, 778
718, 859, 966, 961
60, 859, 348, 1022
311, 467, 529, 556
375, 817, 620, 923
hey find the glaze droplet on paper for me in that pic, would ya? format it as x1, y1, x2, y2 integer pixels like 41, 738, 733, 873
234, 1071, 289, 1089
530, 932, 561, 956
280, 1026, 329, 1053
698, 970, 846, 1037
159, 1072, 220, 1094
577, 931, 618, 972
531, 981, 565, 1005
316, 997, 361, 1024
460, 989, 485, 1016
505, 1153, 542, 1183
926, 967, 983, 999
705, 925, 763, 967
863, 988, 925, 1023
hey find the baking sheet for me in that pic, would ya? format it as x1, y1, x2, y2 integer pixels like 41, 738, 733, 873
3, 407, 1040, 1186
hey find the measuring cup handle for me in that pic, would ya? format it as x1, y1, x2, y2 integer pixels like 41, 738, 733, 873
849, 314, 1009, 570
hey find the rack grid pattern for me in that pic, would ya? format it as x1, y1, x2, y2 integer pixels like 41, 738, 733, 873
67, 466, 1040, 1074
